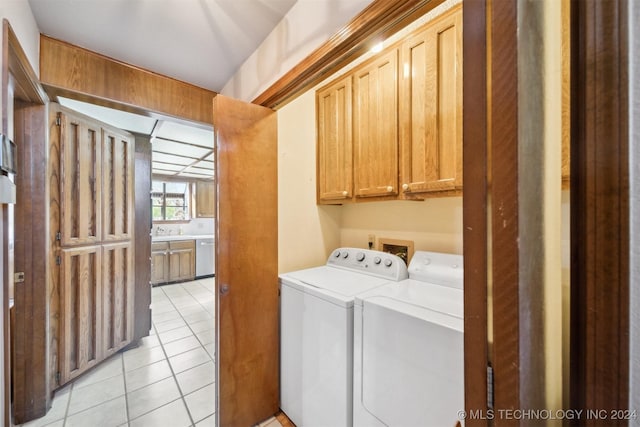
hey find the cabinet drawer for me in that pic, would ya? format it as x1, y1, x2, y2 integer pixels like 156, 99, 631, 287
169, 240, 195, 251
151, 242, 169, 252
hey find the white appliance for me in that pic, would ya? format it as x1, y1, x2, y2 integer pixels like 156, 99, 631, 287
280, 248, 409, 427
353, 251, 464, 427
195, 238, 215, 277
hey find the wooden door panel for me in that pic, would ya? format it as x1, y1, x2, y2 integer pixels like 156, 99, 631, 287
102, 242, 134, 357
214, 95, 278, 427
400, 7, 462, 195
195, 181, 216, 218
59, 246, 102, 383
316, 75, 353, 202
353, 49, 399, 198
102, 127, 134, 242
59, 112, 102, 245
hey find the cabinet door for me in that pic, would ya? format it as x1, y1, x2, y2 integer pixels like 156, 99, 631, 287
59, 112, 102, 245
316, 75, 353, 202
195, 180, 216, 217
102, 242, 134, 357
169, 240, 195, 282
151, 242, 169, 285
399, 6, 462, 195
353, 49, 399, 198
59, 246, 102, 384
102, 127, 135, 241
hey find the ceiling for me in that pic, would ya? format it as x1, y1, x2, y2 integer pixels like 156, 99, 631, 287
27, 0, 298, 92
29, 0, 299, 179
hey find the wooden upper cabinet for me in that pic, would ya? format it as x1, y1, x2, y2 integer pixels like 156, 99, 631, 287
316, 75, 353, 203
102, 127, 134, 241
399, 5, 462, 196
59, 112, 102, 246
195, 180, 216, 218
353, 49, 399, 198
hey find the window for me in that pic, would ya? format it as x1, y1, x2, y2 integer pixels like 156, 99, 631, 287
152, 180, 190, 221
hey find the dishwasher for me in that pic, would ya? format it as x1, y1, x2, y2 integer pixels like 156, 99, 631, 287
195, 238, 215, 278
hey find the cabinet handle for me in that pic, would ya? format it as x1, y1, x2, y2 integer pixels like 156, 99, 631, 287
386, 186, 393, 192
342, 191, 348, 197
402, 183, 409, 191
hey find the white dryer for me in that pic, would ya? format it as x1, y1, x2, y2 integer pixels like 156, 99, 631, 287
280, 248, 408, 427
353, 251, 464, 427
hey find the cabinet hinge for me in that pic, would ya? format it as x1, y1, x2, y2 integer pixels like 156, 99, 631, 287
56, 114, 61, 126
56, 231, 61, 241
487, 364, 494, 409
56, 256, 61, 266
56, 371, 61, 385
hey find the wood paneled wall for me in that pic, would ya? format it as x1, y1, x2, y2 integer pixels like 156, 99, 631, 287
39, 35, 216, 124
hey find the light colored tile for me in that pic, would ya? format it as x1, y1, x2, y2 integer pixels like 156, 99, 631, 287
183, 311, 213, 325
176, 362, 215, 395
67, 374, 125, 416
127, 377, 181, 420
125, 359, 173, 392
72, 355, 123, 390
123, 345, 166, 372
158, 326, 194, 344
65, 396, 127, 427
152, 309, 181, 324
129, 398, 191, 427
169, 347, 211, 374
189, 319, 214, 333
178, 305, 208, 316
171, 296, 199, 308
163, 335, 201, 357
184, 383, 216, 423
204, 343, 215, 360
138, 333, 161, 349
151, 301, 176, 315
195, 414, 217, 427
195, 329, 215, 346
41, 421, 65, 427
154, 317, 187, 333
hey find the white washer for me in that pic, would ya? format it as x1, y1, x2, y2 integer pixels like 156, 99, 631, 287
353, 251, 464, 427
280, 248, 408, 427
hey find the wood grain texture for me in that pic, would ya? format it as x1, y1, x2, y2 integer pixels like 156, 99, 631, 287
151, 242, 169, 285
462, 1, 489, 424
133, 135, 152, 340
253, 0, 446, 109
353, 48, 399, 198
570, 0, 629, 423
102, 242, 134, 357
168, 240, 196, 282
195, 180, 216, 218
490, 0, 520, 423
316, 75, 353, 203
214, 95, 278, 427
399, 5, 462, 196
12, 104, 50, 424
39, 35, 216, 124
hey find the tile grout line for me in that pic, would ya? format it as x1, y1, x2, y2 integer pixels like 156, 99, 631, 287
121, 354, 131, 426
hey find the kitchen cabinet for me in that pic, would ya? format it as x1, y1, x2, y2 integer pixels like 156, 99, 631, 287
151, 241, 170, 285
399, 5, 462, 197
195, 180, 216, 218
315, 6, 463, 204
151, 240, 195, 284
353, 48, 399, 198
316, 75, 353, 202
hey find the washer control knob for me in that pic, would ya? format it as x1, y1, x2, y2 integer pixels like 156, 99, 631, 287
384, 259, 393, 267
356, 252, 365, 262
373, 256, 381, 265
342, 251, 349, 259
334, 251, 341, 258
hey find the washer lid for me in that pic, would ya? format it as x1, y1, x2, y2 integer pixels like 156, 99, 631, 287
280, 266, 393, 307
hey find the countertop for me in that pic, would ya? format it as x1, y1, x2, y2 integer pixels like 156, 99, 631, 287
151, 234, 215, 242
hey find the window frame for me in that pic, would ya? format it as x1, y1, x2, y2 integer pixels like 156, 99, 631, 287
151, 180, 191, 223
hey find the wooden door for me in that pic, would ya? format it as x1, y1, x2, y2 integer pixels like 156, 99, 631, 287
102, 127, 134, 242
399, 5, 462, 196
59, 112, 102, 246
168, 240, 195, 282
195, 181, 216, 217
214, 95, 278, 427
151, 242, 169, 285
58, 246, 102, 383
101, 242, 134, 357
316, 75, 353, 203
353, 49, 399, 198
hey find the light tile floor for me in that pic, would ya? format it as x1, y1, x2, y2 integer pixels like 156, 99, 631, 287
18, 278, 218, 427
